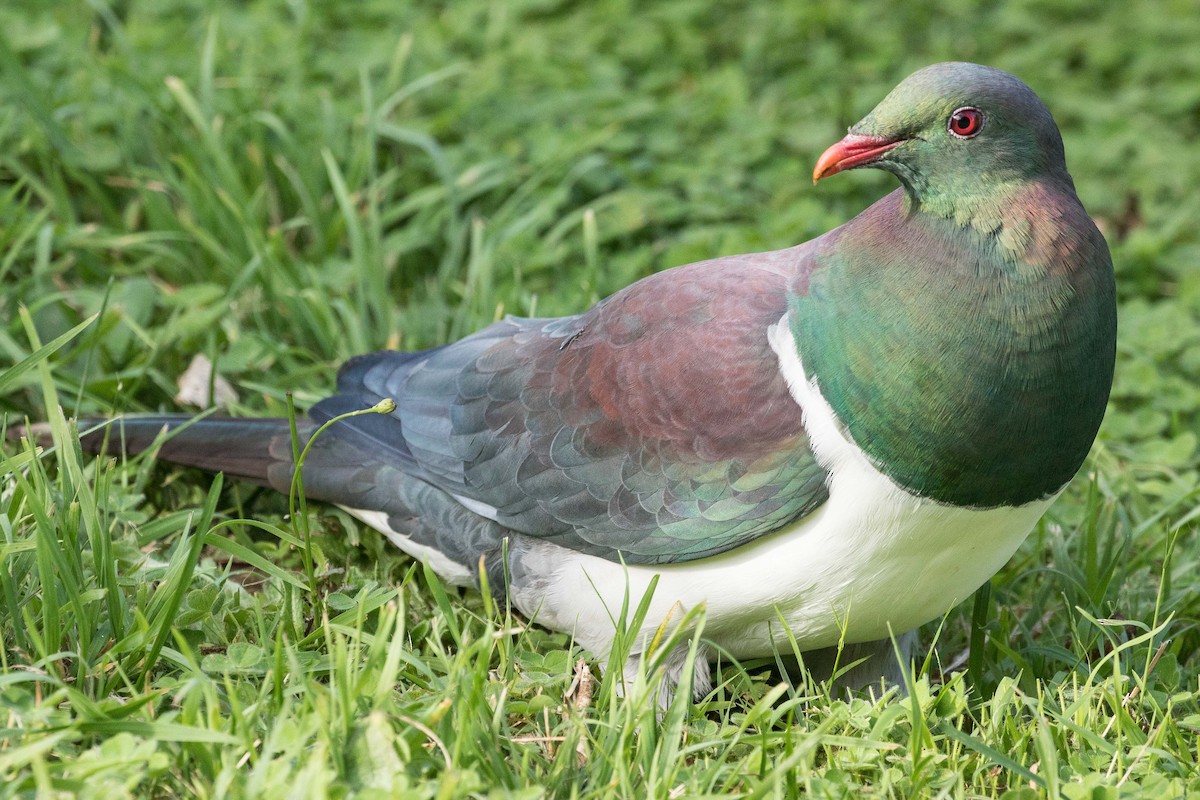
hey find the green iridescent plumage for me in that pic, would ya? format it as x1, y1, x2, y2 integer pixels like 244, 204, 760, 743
792, 63, 1115, 507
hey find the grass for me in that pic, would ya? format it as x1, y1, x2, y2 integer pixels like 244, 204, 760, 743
2, 0, 1199, 796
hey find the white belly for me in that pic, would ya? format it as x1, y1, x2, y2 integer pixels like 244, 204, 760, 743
508, 454, 1049, 659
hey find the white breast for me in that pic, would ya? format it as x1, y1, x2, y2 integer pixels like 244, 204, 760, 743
503, 316, 1054, 659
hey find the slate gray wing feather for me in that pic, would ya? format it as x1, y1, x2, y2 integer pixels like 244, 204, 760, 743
312, 249, 829, 564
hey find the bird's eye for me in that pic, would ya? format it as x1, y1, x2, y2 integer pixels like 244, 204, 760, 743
948, 107, 984, 139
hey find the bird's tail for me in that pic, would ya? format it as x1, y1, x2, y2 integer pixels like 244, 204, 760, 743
48, 414, 448, 517
17, 413, 514, 591
68, 415, 307, 493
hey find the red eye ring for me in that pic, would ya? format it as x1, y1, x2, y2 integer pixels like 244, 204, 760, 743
948, 107, 984, 139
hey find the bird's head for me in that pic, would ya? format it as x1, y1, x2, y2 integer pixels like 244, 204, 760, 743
813, 63, 1070, 204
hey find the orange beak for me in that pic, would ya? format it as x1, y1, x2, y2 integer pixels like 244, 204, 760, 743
813, 134, 905, 183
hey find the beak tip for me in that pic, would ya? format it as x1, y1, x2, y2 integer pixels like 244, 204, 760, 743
811, 161, 838, 185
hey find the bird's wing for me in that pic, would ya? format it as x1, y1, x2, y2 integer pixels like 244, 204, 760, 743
312, 249, 828, 564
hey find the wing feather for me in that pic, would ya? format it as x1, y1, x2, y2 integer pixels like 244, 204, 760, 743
315, 247, 829, 564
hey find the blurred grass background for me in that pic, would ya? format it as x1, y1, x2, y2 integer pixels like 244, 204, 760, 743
1, 1, 1199, 797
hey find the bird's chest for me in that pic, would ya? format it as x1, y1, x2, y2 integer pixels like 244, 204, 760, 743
700, 319, 1056, 651
791, 215, 1102, 508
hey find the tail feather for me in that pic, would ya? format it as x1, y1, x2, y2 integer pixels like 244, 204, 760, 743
76, 415, 310, 491
68, 415, 463, 514
19, 413, 514, 589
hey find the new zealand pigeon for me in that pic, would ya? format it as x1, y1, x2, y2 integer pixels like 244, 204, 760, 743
60, 62, 1116, 699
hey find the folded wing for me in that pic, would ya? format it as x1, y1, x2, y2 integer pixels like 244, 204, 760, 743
314, 250, 828, 564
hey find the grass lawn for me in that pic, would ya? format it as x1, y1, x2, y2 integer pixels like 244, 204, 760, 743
2, 1, 1200, 797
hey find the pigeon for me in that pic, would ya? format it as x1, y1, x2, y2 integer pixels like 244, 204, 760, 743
52, 62, 1117, 701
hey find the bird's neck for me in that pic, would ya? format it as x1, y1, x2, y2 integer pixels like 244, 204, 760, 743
901, 173, 1082, 264
789, 185, 1115, 508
